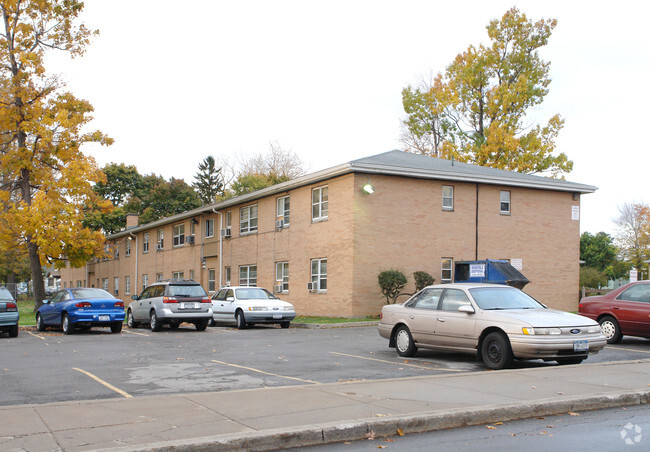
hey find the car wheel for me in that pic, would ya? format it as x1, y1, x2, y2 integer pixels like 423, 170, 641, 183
280, 321, 290, 329
236, 310, 247, 330
36, 313, 46, 332
556, 357, 585, 365
395, 325, 417, 357
62, 313, 73, 335
110, 322, 123, 334
127, 309, 139, 328
8, 325, 18, 338
599, 316, 622, 344
150, 311, 162, 332
481, 331, 513, 370
195, 320, 208, 331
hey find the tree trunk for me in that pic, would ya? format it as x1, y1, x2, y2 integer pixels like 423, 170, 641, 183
29, 241, 45, 311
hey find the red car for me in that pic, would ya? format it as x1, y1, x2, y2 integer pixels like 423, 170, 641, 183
578, 282, 650, 344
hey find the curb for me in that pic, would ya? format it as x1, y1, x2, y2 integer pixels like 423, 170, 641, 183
290, 321, 379, 329
95, 389, 650, 451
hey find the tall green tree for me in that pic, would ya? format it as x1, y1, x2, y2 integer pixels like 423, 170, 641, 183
0, 0, 112, 309
137, 176, 202, 225
401, 7, 572, 177
193, 156, 223, 204
580, 232, 617, 272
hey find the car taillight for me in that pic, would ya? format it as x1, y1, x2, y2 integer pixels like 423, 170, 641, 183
6, 302, 17, 312
114, 301, 124, 308
201, 297, 211, 303
163, 296, 178, 303
75, 302, 91, 308
380, 312, 383, 320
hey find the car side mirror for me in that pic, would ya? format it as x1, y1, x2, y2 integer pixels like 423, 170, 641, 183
226, 297, 234, 302
458, 305, 475, 314
43, 299, 51, 304
131, 295, 139, 300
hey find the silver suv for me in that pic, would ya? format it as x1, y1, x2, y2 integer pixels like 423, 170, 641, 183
127, 280, 212, 332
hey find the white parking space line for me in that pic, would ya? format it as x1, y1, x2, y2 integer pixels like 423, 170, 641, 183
26, 331, 46, 341
609, 346, 650, 354
211, 359, 321, 384
123, 329, 150, 337
73, 368, 133, 398
329, 351, 464, 372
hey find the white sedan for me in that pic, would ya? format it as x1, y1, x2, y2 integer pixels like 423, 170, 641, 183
210, 286, 296, 329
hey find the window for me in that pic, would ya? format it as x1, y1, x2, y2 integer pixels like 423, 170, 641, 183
143, 234, 149, 253
113, 277, 119, 295
239, 265, 257, 286
157, 229, 164, 250
226, 211, 232, 228
277, 196, 290, 226
440, 289, 471, 311
142, 274, 148, 290
77, 280, 83, 288
441, 258, 453, 283
125, 276, 131, 295
500, 191, 511, 215
240, 205, 258, 234
225, 266, 231, 286
102, 278, 109, 292
173, 224, 185, 246
156, 272, 163, 282
125, 239, 131, 257
172, 271, 184, 280
190, 220, 196, 236
114, 244, 119, 259
442, 185, 454, 211
205, 218, 214, 238
275, 262, 289, 292
311, 258, 327, 292
189, 269, 195, 281
406, 288, 443, 309
208, 268, 216, 292
312, 186, 328, 221
618, 284, 650, 303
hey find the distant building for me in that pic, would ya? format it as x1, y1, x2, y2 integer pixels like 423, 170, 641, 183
60, 150, 596, 315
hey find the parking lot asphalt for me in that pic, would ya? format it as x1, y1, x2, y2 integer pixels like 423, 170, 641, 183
1, 356, 649, 451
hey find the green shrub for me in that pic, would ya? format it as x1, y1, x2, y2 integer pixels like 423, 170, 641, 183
413, 271, 435, 292
579, 266, 607, 288
378, 270, 407, 304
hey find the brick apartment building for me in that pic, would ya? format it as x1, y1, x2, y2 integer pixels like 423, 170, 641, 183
60, 150, 596, 316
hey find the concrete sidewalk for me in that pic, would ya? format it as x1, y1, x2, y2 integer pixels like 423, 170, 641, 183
2, 359, 649, 452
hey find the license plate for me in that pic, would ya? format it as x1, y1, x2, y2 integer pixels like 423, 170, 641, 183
181, 303, 198, 309
273, 314, 283, 319
573, 340, 589, 352
98, 315, 110, 321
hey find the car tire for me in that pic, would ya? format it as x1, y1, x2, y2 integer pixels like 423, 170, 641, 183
36, 313, 46, 332
110, 322, 123, 334
62, 313, 73, 335
127, 309, 139, 329
556, 357, 585, 365
481, 331, 513, 370
236, 310, 247, 330
599, 316, 622, 344
280, 321, 290, 329
150, 311, 162, 332
195, 320, 208, 331
395, 325, 417, 357
8, 324, 18, 338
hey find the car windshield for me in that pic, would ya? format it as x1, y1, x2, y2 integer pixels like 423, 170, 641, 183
235, 288, 277, 300
0, 287, 14, 301
469, 287, 544, 310
169, 285, 207, 297
70, 288, 114, 299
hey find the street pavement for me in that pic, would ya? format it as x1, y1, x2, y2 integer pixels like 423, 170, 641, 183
1, 358, 649, 451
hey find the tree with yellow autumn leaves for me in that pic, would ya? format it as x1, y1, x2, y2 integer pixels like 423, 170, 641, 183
0, 0, 111, 310
401, 7, 572, 178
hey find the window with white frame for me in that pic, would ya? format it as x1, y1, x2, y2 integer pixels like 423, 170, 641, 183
156, 272, 163, 282
142, 274, 148, 290
205, 218, 214, 238
157, 229, 164, 250
173, 224, 185, 247
125, 239, 131, 257
172, 271, 184, 280
225, 266, 231, 286
275, 262, 289, 292
500, 190, 511, 215
240, 205, 258, 234
441, 258, 453, 283
277, 196, 290, 226
190, 220, 196, 236
442, 185, 454, 211
208, 268, 216, 292
311, 258, 327, 292
114, 244, 119, 259
114, 277, 119, 295
102, 278, 109, 292
239, 265, 257, 286
189, 269, 195, 281
143, 234, 149, 253
125, 276, 131, 295
77, 280, 83, 288
226, 211, 232, 228
312, 186, 328, 221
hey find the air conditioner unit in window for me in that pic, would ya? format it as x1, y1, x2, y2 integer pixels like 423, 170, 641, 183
275, 219, 284, 229
155, 243, 163, 251
185, 235, 195, 245
273, 285, 283, 293
221, 228, 231, 238
307, 282, 319, 292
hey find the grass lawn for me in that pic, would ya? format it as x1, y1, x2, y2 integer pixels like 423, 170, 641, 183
294, 315, 379, 324
16, 297, 36, 326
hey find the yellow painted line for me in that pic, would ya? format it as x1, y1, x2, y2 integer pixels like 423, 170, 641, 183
26, 331, 46, 341
123, 329, 150, 337
329, 351, 463, 372
73, 368, 133, 398
609, 346, 650, 354
211, 360, 320, 384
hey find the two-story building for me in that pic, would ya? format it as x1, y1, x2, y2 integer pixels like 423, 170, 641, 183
60, 150, 596, 316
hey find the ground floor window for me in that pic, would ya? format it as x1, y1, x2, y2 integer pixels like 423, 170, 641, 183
125, 276, 131, 294
239, 265, 257, 286
142, 274, 148, 290
208, 268, 216, 292
225, 266, 231, 286
113, 277, 119, 296
311, 258, 327, 292
156, 272, 163, 282
102, 278, 109, 292
275, 262, 289, 293
441, 258, 453, 283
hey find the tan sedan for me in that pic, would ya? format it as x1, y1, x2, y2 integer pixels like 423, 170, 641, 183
378, 283, 606, 369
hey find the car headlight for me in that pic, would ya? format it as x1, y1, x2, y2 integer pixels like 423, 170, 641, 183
587, 326, 600, 334
522, 327, 562, 335
284, 306, 294, 311
248, 307, 268, 311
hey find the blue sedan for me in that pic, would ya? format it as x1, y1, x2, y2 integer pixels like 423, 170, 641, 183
36, 288, 125, 334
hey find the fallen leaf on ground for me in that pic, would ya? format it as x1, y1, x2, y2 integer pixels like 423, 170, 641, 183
495, 422, 503, 425
385, 438, 395, 442
397, 429, 404, 436
365, 431, 376, 440
546, 425, 554, 428
377, 446, 387, 449
176, 357, 184, 360
509, 433, 517, 437
568, 412, 580, 416
486, 426, 497, 430
531, 386, 536, 389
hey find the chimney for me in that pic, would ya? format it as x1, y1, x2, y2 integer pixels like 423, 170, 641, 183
126, 214, 139, 229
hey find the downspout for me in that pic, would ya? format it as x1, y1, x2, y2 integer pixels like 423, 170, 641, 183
475, 183, 479, 260
212, 208, 223, 289
129, 232, 138, 294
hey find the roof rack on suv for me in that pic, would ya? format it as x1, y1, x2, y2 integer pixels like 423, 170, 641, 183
155, 279, 199, 284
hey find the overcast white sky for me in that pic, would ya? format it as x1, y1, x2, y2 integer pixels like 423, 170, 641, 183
46, 0, 649, 236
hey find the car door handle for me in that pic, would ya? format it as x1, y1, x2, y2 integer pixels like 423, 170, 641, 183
437, 318, 446, 322
612, 307, 619, 310
409, 315, 415, 319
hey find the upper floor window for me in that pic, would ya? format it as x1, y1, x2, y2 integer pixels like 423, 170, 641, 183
240, 205, 258, 234
312, 186, 328, 221
239, 265, 257, 286
500, 191, 511, 215
143, 233, 149, 253
441, 258, 453, 283
157, 229, 164, 250
125, 239, 131, 257
442, 185, 454, 211
226, 211, 232, 228
205, 218, 214, 238
173, 224, 185, 246
277, 196, 290, 227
